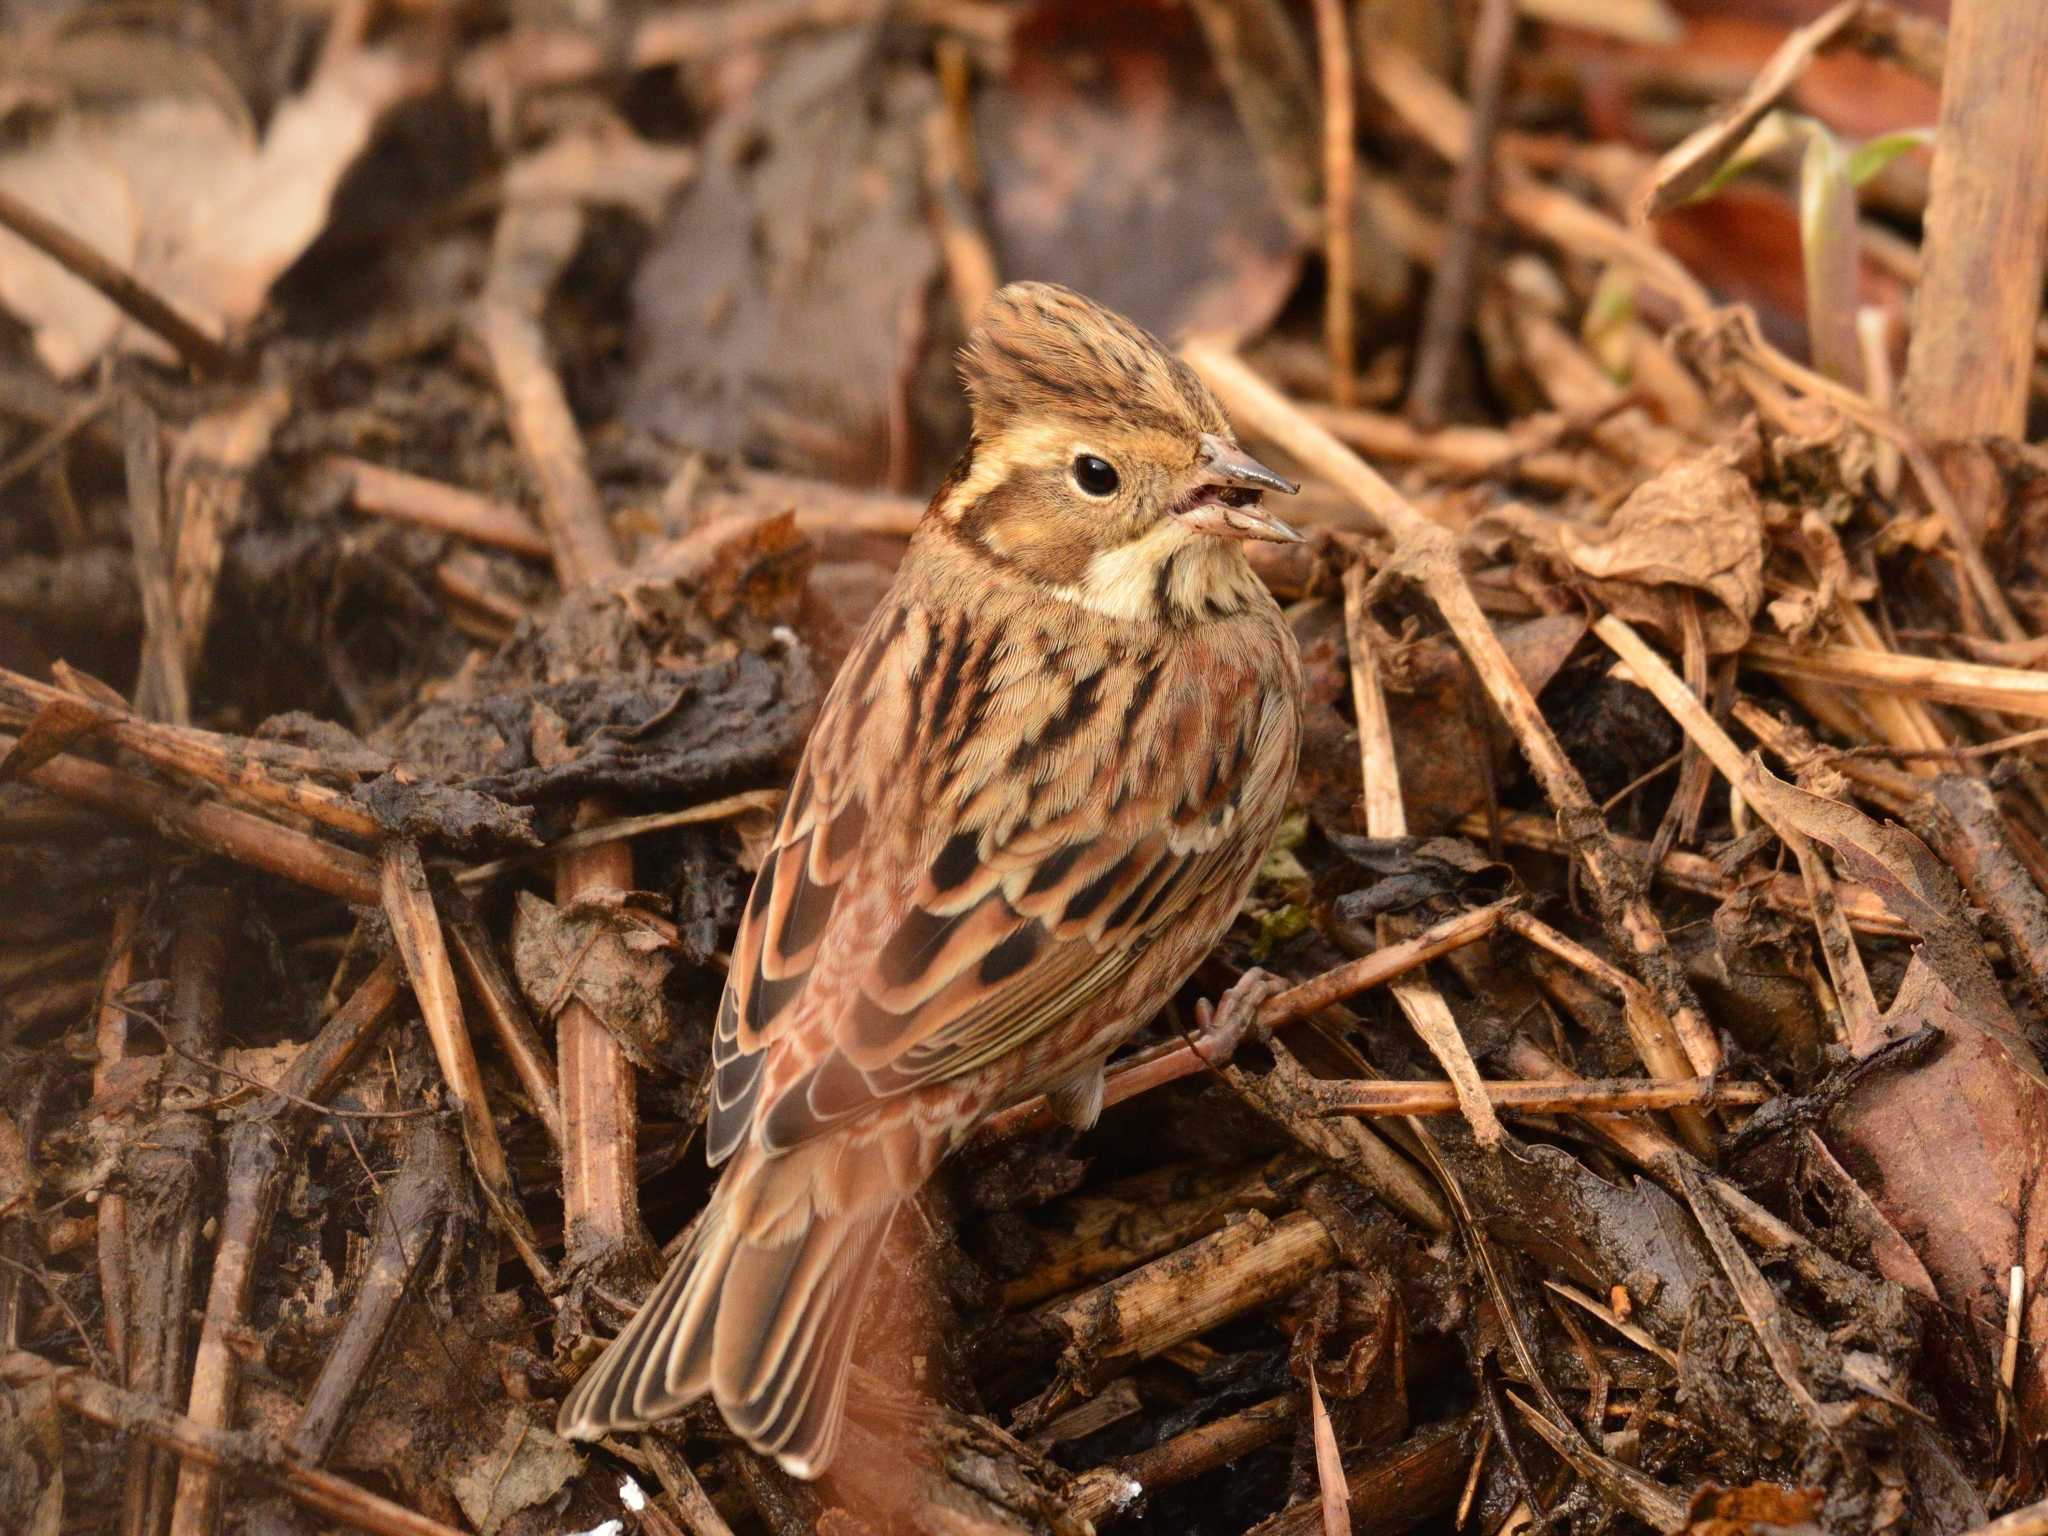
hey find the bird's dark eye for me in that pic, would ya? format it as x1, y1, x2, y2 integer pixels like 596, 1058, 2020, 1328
1071, 454, 1120, 497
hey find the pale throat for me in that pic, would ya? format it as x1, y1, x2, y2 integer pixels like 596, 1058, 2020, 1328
1054, 519, 1254, 624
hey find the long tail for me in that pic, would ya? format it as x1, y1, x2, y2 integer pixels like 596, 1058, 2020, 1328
555, 1141, 895, 1478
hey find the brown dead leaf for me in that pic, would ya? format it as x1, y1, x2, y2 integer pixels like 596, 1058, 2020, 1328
1741, 764, 2048, 1469
624, 33, 938, 483
0, 49, 426, 377
509, 890, 677, 1075
1559, 453, 1766, 654
449, 1415, 583, 1536
974, 6, 1301, 345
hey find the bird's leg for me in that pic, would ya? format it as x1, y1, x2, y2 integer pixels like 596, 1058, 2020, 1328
1187, 968, 1288, 1067
1046, 1060, 1107, 1131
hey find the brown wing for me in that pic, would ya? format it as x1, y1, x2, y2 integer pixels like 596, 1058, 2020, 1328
706, 589, 1293, 1166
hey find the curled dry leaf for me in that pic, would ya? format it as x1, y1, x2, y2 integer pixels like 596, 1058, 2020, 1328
509, 890, 677, 1075
0, 48, 427, 377
1558, 452, 1766, 654
448, 1414, 584, 1536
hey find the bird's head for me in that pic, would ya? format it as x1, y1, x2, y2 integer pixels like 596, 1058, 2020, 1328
935, 282, 1299, 621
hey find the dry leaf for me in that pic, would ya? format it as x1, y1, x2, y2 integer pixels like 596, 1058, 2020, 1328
448, 1414, 583, 1536
1559, 453, 1765, 654
0, 50, 426, 377
509, 890, 677, 1074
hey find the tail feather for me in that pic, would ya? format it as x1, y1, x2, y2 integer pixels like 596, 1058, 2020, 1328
555, 1143, 898, 1478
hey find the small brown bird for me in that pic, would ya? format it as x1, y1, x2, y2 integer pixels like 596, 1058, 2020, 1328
556, 282, 1304, 1474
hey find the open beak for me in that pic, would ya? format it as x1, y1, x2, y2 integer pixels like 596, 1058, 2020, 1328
1174, 432, 1304, 544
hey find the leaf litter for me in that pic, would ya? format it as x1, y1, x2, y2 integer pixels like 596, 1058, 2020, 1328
1, 3, 2047, 1534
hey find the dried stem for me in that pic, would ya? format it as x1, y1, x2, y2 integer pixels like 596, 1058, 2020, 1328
4, 731, 378, 901
167, 953, 404, 1533
1900, 0, 2048, 439
379, 842, 554, 1290
1036, 1211, 1339, 1392
1407, 0, 1516, 424
0, 666, 384, 841
3, 1354, 467, 1536
1247, 1414, 1481, 1536
92, 898, 142, 1381
1308, 1076, 1765, 1118
998, 1160, 1287, 1308
1596, 614, 1876, 1045
477, 201, 644, 1272
0, 185, 241, 378
328, 455, 552, 559
1307, 0, 1356, 406
979, 899, 1512, 1141
289, 1119, 468, 1465
122, 395, 188, 726
1186, 342, 1720, 1091
1913, 776, 2048, 1021
1069, 1396, 1293, 1527
122, 889, 233, 1536
442, 892, 565, 1152
1345, 564, 1502, 1144
1465, 808, 1908, 937
1744, 636, 2048, 720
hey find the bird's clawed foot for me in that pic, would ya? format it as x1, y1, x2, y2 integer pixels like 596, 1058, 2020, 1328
1188, 967, 1289, 1067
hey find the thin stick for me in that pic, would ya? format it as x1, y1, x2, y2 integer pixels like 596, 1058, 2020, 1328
456, 789, 781, 887
5, 1355, 466, 1536
1308, 1076, 1766, 1118
1408, 0, 1516, 424
1465, 807, 1908, 937
92, 899, 142, 1381
329, 456, 553, 559
0, 666, 383, 841
0, 185, 240, 378
476, 201, 643, 1267
976, 899, 1514, 1141
124, 890, 234, 1536
122, 395, 189, 727
1069, 1397, 1292, 1526
1744, 636, 2048, 720
379, 843, 554, 1291
475, 205, 619, 590
2001, 1262, 2025, 1448
1543, 1280, 1678, 1370
3, 732, 379, 903
442, 895, 565, 1152
1308, 0, 1356, 407
1345, 564, 1502, 1145
1598, 614, 1876, 1040
1186, 341, 1721, 1091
